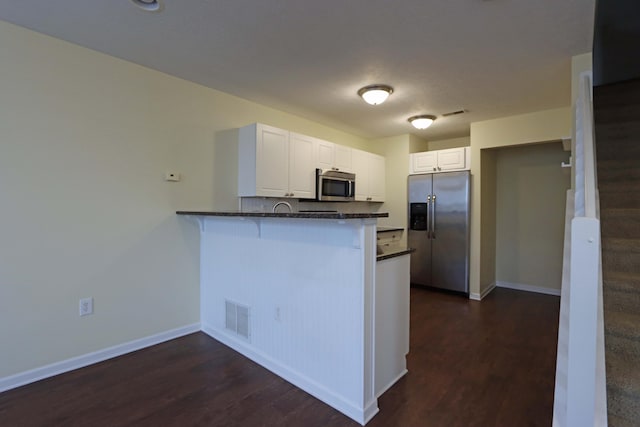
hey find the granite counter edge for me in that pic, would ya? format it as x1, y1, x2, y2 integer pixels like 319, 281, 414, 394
176, 211, 389, 219
376, 248, 416, 262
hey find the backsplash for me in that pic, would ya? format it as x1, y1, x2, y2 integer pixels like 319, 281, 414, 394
240, 197, 383, 214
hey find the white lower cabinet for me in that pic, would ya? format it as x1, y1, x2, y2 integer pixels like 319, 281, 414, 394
353, 149, 386, 202
375, 254, 410, 396
239, 124, 315, 199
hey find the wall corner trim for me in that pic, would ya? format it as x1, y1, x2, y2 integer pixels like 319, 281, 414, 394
0, 323, 201, 393
469, 282, 496, 301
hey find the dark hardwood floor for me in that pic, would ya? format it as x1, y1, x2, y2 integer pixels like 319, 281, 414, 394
0, 288, 559, 426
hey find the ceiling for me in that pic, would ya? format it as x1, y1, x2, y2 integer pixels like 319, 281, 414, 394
0, 0, 595, 140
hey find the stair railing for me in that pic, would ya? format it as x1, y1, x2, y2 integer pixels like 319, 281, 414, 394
553, 71, 607, 427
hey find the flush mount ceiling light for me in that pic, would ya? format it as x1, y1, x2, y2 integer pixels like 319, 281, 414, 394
408, 115, 437, 129
130, 0, 163, 12
357, 84, 394, 105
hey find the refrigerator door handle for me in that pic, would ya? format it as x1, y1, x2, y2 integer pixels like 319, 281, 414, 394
426, 195, 431, 239
431, 194, 436, 239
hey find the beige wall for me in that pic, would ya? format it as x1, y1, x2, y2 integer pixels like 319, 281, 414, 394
408, 134, 429, 153
479, 149, 498, 290
469, 107, 572, 297
428, 136, 470, 151
495, 143, 570, 291
0, 18, 590, 378
0, 21, 368, 378
370, 135, 411, 244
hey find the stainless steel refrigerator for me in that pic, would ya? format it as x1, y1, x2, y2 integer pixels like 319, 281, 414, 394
408, 171, 470, 294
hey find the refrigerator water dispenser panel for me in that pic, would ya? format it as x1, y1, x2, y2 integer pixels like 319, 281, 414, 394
410, 203, 428, 230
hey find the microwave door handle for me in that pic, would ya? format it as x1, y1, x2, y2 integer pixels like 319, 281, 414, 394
348, 181, 353, 197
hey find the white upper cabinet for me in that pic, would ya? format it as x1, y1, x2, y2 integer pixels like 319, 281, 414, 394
436, 147, 467, 171
334, 144, 353, 172
368, 153, 386, 202
239, 123, 382, 201
315, 138, 335, 171
288, 133, 316, 199
352, 149, 368, 200
239, 124, 315, 199
353, 149, 385, 202
314, 139, 353, 172
409, 147, 470, 174
410, 151, 437, 173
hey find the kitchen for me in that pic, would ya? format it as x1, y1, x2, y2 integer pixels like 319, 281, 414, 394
178, 122, 465, 423
0, 2, 593, 426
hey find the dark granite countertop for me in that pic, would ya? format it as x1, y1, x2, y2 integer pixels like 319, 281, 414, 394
176, 211, 389, 219
376, 247, 415, 262
377, 226, 404, 233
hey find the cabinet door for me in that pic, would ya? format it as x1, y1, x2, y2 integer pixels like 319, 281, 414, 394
289, 133, 316, 199
410, 151, 437, 174
334, 145, 353, 172
315, 139, 335, 171
352, 149, 370, 201
369, 153, 386, 202
437, 147, 466, 171
255, 124, 290, 197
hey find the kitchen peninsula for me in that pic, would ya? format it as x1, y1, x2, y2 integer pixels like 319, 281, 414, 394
177, 211, 410, 425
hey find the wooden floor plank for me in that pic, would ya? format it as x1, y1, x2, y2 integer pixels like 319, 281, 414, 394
0, 288, 559, 426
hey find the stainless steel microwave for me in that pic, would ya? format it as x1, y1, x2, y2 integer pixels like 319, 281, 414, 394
316, 169, 355, 201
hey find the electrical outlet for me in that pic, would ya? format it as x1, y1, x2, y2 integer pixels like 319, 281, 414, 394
274, 306, 281, 321
79, 297, 93, 316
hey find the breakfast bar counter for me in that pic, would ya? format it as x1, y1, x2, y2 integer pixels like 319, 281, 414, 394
178, 211, 408, 425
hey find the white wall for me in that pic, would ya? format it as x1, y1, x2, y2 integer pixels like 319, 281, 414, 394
0, 20, 367, 378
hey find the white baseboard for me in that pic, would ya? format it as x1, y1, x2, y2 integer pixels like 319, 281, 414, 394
363, 399, 380, 425
496, 281, 561, 296
469, 282, 496, 301
0, 323, 200, 393
375, 369, 408, 399
201, 323, 376, 426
